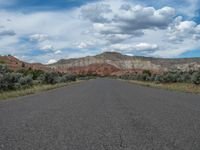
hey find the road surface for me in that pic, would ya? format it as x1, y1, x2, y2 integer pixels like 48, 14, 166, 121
0, 79, 200, 150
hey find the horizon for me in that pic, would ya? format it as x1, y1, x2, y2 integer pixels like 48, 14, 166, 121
0, 0, 200, 64
2, 51, 200, 65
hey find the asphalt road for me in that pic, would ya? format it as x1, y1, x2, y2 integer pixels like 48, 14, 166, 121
0, 79, 200, 150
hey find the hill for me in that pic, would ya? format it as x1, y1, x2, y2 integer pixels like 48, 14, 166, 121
1, 52, 200, 76
0, 55, 51, 72
49, 52, 200, 76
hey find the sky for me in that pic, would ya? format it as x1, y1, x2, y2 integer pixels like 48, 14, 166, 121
0, 0, 200, 64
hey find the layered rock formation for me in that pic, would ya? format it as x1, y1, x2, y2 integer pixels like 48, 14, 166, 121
49, 52, 200, 76
1, 52, 200, 76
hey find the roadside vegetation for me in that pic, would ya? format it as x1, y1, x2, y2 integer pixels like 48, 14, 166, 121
1, 62, 200, 100
0, 83, 69, 100
0, 65, 78, 100
119, 70, 200, 93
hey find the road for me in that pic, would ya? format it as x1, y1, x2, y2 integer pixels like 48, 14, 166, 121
0, 79, 200, 150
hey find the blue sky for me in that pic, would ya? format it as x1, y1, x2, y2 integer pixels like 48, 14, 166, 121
0, 0, 200, 64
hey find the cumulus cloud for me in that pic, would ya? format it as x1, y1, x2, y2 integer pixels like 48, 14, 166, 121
168, 16, 200, 42
47, 59, 57, 64
81, 3, 112, 23
86, 4, 175, 36
0, 0, 200, 62
29, 34, 48, 42
82, 2, 176, 45
113, 6, 175, 30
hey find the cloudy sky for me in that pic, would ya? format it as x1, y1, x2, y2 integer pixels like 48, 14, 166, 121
0, 0, 200, 64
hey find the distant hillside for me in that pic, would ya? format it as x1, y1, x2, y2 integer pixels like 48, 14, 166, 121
1, 52, 200, 76
49, 52, 200, 76
0, 55, 51, 72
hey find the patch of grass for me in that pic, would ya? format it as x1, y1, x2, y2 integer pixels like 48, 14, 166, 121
127, 80, 200, 94
0, 81, 81, 101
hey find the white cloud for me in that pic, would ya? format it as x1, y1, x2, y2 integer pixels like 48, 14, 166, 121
29, 34, 48, 42
47, 59, 57, 64
77, 42, 90, 49
89, 5, 175, 37
81, 3, 112, 23
54, 50, 62, 54
110, 43, 158, 52
76, 41, 97, 49
0, 0, 200, 62
40, 44, 54, 51
168, 16, 200, 41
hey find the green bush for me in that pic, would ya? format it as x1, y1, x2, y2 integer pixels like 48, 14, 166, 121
154, 75, 162, 83
44, 72, 59, 84
191, 71, 200, 85
19, 75, 33, 87
0, 64, 79, 92
61, 74, 77, 82
0, 72, 23, 91
0, 65, 10, 74
36, 73, 47, 84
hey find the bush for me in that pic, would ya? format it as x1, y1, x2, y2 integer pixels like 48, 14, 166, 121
36, 74, 46, 84
0, 64, 80, 92
177, 72, 191, 83
0, 65, 10, 74
61, 74, 77, 82
19, 75, 33, 87
44, 72, 60, 84
154, 75, 162, 84
143, 70, 151, 76
191, 71, 200, 85
161, 72, 175, 83
0, 72, 23, 91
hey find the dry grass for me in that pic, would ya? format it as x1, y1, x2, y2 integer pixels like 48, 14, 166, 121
127, 80, 200, 94
0, 81, 81, 101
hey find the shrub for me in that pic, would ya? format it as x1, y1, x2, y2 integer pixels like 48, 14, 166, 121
61, 74, 77, 82
154, 75, 162, 84
36, 74, 46, 84
191, 71, 200, 85
143, 70, 151, 76
0, 72, 23, 91
44, 72, 60, 84
19, 75, 33, 87
177, 72, 191, 83
0, 65, 10, 74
